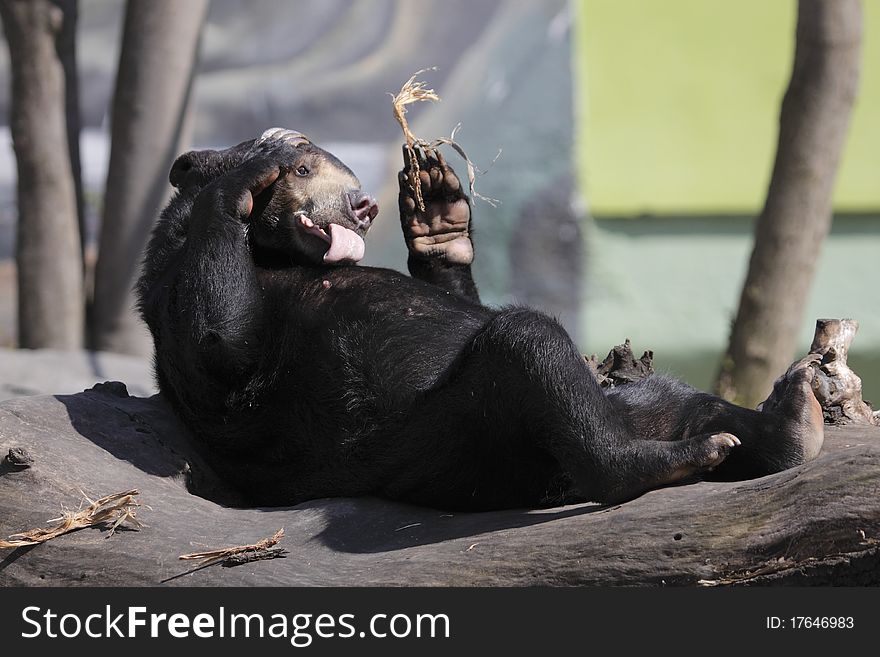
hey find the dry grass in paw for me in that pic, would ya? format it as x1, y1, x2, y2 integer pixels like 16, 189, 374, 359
391, 68, 499, 211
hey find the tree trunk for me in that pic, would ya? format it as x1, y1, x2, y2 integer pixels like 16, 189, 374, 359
716, 0, 862, 408
91, 0, 208, 355
0, 0, 84, 349
55, 0, 85, 263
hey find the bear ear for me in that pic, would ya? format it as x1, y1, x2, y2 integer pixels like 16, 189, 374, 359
169, 152, 196, 189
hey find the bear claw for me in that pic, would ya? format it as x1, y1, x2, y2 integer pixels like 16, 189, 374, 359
255, 127, 310, 149
701, 432, 740, 468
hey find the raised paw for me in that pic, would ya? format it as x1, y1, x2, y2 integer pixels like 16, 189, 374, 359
191, 128, 309, 224
252, 127, 311, 153
233, 128, 316, 219
398, 145, 473, 265
243, 128, 312, 189
758, 355, 825, 462
785, 352, 823, 381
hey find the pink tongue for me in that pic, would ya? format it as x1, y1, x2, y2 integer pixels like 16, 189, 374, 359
323, 223, 365, 264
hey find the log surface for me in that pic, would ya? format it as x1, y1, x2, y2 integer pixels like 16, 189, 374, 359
1, 385, 878, 586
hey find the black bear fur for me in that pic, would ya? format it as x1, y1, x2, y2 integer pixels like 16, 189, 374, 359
136, 129, 824, 511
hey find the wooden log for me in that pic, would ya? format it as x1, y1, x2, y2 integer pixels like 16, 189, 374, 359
585, 339, 654, 389
1, 386, 878, 586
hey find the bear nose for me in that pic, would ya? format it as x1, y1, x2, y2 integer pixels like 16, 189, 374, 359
348, 191, 379, 228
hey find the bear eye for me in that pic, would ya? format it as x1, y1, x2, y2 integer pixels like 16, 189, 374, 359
295, 165, 310, 177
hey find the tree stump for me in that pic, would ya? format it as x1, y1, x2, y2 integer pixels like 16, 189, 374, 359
809, 319, 879, 426
585, 339, 654, 389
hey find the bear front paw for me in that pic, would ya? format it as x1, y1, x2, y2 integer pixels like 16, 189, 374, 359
398, 145, 473, 266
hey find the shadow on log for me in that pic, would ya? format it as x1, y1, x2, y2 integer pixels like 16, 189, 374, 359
1, 383, 879, 586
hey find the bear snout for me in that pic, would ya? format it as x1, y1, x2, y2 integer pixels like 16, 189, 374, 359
347, 190, 379, 228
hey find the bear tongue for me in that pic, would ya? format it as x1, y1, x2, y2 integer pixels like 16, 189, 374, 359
323, 223, 365, 264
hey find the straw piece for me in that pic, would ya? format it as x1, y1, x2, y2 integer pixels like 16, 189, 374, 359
0, 489, 142, 548
390, 69, 500, 211
178, 528, 285, 568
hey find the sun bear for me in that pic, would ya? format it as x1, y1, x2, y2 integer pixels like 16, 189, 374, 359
136, 128, 824, 510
